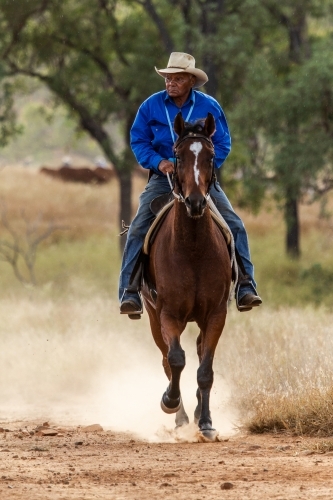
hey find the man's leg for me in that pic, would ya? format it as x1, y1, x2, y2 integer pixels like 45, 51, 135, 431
119, 174, 170, 314
209, 182, 262, 309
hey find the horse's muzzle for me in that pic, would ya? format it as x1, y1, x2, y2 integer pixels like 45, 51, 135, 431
185, 195, 207, 218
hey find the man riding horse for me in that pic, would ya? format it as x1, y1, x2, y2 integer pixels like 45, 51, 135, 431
119, 52, 262, 316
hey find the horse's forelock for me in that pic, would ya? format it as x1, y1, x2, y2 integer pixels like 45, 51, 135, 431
181, 119, 207, 137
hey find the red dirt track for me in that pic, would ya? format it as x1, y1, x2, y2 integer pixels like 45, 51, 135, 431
1, 422, 333, 499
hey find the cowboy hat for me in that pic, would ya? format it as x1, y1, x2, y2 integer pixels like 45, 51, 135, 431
155, 52, 208, 88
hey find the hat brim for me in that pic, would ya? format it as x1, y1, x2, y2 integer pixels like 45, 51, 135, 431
154, 66, 208, 88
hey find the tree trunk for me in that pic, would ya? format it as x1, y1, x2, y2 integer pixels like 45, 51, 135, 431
285, 192, 300, 258
119, 170, 132, 252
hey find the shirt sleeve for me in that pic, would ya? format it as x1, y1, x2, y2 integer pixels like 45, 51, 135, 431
130, 100, 164, 174
211, 103, 231, 169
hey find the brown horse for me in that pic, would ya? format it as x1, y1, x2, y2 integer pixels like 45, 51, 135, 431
142, 112, 232, 441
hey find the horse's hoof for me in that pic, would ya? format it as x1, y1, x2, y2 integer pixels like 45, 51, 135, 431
198, 428, 218, 442
160, 392, 181, 414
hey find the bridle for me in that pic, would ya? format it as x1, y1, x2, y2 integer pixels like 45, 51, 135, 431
167, 131, 216, 203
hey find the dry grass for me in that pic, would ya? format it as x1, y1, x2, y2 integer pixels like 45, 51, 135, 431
218, 307, 333, 436
0, 167, 120, 241
309, 439, 333, 453
246, 387, 333, 436
1, 293, 333, 437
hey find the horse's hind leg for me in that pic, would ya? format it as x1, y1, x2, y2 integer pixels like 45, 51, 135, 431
194, 331, 203, 425
175, 400, 189, 427
194, 387, 202, 425
197, 313, 226, 441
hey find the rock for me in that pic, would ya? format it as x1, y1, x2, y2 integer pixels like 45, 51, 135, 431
0, 428, 4, 432
163, 473, 178, 477
300, 450, 314, 456
221, 482, 234, 490
248, 445, 261, 450
276, 445, 292, 452
75, 441, 83, 446
30, 446, 49, 452
21, 430, 30, 437
40, 430, 58, 437
160, 483, 172, 487
81, 424, 103, 433
43, 422, 50, 427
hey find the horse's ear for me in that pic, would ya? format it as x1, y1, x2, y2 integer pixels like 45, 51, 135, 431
204, 112, 216, 137
174, 112, 185, 137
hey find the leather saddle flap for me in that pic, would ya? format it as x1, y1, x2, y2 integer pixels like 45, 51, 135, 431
143, 200, 175, 255
150, 192, 174, 216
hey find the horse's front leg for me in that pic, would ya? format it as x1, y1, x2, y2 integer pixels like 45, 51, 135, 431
160, 313, 186, 414
197, 313, 226, 440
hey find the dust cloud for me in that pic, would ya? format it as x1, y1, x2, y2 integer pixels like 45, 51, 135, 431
0, 293, 236, 442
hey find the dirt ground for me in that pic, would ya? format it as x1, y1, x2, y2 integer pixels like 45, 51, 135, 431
1, 422, 333, 500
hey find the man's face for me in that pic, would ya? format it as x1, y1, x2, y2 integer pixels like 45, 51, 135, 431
165, 72, 196, 100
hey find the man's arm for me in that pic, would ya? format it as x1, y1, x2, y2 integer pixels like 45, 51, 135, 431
130, 101, 167, 174
211, 105, 231, 168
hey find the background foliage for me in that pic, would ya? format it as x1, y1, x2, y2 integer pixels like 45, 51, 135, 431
0, 0, 332, 259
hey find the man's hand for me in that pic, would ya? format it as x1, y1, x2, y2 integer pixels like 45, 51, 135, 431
158, 159, 174, 175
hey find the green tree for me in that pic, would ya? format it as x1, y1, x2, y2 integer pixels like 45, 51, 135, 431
229, 0, 333, 257
0, 0, 169, 244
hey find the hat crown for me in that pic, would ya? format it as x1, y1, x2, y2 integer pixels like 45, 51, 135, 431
167, 52, 195, 70
155, 52, 208, 88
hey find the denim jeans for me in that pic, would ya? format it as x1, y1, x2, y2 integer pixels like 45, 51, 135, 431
119, 174, 256, 301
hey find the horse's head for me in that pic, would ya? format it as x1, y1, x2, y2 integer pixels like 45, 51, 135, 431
173, 113, 215, 218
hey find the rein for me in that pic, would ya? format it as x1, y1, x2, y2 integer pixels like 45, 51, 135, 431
168, 132, 216, 202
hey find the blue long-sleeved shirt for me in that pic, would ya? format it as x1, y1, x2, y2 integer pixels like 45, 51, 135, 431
130, 89, 231, 175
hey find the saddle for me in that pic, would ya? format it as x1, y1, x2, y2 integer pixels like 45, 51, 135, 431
127, 193, 240, 307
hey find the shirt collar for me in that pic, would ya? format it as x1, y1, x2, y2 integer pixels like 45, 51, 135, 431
164, 88, 194, 107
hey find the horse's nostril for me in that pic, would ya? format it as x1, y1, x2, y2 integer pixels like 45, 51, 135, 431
185, 196, 191, 207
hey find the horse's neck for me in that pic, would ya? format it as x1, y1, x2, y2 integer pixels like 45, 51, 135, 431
172, 202, 213, 250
